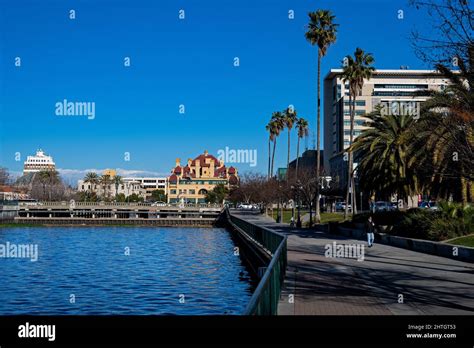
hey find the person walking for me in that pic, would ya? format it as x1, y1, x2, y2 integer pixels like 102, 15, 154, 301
290, 216, 295, 228
365, 215, 375, 247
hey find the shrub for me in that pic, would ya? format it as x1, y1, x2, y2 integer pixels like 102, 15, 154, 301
352, 203, 473, 241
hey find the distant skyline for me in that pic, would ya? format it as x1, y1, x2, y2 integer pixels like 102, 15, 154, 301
0, 0, 433, 181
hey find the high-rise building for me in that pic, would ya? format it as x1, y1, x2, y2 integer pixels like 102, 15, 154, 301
23, 149, 56, 174
323, 69, 449, 189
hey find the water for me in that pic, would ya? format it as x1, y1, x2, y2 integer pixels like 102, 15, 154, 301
0, 226, 254, 315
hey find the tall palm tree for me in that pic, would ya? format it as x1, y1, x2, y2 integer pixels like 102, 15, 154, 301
350, 106, 419, 201
266, 121, 275, 179
269, 111, 285, 178
100, 174, 113, 201
295, 117, 309, 180
113, 175, 124, 200
342, 47, 375, 218
283, 107, 298, 180
305, 9, 338, 223
84, 172, 100, 201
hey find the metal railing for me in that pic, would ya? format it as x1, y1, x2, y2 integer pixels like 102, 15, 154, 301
19, 201, 223, 208
226, 210, 287, 315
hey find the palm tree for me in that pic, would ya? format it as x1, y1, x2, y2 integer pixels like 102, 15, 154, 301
268, 111, 285, 178
84, 172, 100, 201
100, 174, 113, 201
341, 47, 375, 218
410, 52, 474, 204
37, 170, 60, 201
305, 9, 338, 223
350, 106, 419, 201
113, 175, 124, 200
266, 121, 275, 179
295, 117, 309, 180
283, 107, 298, 180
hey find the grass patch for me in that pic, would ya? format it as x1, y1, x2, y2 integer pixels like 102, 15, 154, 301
320, 212, 345, 223
445, 235, 474, 247
270, 210, 345, 226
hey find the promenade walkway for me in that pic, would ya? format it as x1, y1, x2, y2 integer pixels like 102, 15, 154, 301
231, 211, 474, 315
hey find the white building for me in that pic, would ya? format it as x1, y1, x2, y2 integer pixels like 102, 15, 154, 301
77, 179, 146, 200
23, 149, 56, 174
123, 177, 167, 199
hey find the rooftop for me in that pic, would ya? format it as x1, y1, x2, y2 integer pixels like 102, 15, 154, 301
324, 69, 447, 81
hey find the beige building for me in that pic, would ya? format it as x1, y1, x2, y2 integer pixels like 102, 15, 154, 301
167, 150, 238, 204
323, 69, 449, 189
77, 170, 146, 200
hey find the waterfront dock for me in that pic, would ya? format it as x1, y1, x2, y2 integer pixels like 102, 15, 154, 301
229, 210, 474, 315
13, 202, 223, 226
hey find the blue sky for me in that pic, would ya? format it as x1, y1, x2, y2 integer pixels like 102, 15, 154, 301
0, 0, 432, 181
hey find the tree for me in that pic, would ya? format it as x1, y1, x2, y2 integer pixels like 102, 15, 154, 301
410, 49, 474, 203
205, 184, 229, 204
84, 172, 100, 201
266, 121, 275, 179
295, 117, 309, 180
342, 47, 375, 218
305, 9, 338, 223
351, 106, 419, 202
267, 111, 285, 178
0, 167, 10, 186
100, 174, 113, 201
37, 171, 50, 200
151, 189, 167, 202
292, 167, 319, 227
410, 0, 474, 66
283, 107, 298, 181
127, 193, 144, 202
113, 175, 123, 199
116, 193, 126, 202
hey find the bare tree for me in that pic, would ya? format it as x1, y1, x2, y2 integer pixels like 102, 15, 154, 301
0, 167, 10, 186
410, 0, 474, 66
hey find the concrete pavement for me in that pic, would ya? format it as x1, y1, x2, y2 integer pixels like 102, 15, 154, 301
232, 211, 474, 315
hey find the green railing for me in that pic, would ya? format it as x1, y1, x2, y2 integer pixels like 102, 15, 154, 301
226, 210, 287, 315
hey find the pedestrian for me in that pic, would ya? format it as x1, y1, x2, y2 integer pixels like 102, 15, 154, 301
290, 216, 295, 228
366, 215, 375, 247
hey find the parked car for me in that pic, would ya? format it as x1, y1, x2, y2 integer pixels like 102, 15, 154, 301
373, 201, 395, 212
418, 201, 438, 210
335, 202, 351, 212
151, 201, 167, 207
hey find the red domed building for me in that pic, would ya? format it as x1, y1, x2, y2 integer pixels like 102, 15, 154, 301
167, 150, 239, 204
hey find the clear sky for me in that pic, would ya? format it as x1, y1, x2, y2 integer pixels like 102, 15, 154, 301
0, 0, 432, 181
